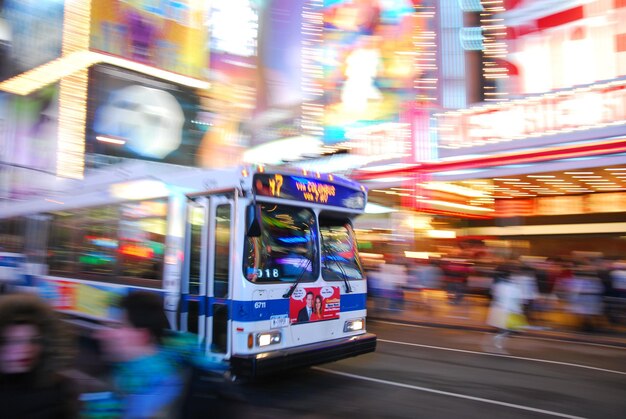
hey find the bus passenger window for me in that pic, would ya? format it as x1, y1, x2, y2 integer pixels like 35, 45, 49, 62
188, 206, 204, 295
48, 213, 78, 274
118, 200, 166, 280
78, 206, 118, 276
0, 218, 25, 253
214, 205, 231, 298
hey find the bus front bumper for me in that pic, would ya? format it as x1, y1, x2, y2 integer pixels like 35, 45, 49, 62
230, 332, 377, 378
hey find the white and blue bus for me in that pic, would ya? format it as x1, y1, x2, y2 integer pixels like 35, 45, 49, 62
0, 161, 376, 377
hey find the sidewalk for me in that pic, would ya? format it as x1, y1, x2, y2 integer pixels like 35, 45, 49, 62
368, 290, 626, 348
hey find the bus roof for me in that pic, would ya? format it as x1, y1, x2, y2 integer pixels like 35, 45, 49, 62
0, 161, 366, 218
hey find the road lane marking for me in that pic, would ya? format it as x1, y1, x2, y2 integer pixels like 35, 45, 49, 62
379, 339, 626, 376
371, 319, 626, 349
514, 334, 626, 350
370, 320, 431, 329
314, 367, 586, 419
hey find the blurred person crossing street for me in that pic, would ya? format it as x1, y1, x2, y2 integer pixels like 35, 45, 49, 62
86, 291, 231, 419
608, 261, 626, 326
442, 258, 470, 306
486, 264, 528, 350
406, 258, 443, 313
567, 266, 605, 333
511, 263, 539, 326
378, 258, 408, 312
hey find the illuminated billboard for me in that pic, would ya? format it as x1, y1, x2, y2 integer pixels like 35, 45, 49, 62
90, 0, 207, 79
322, 0, 420, 143
86, 65, 204, 166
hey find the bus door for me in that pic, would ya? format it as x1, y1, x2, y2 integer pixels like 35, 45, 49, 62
182, 194, 234, 360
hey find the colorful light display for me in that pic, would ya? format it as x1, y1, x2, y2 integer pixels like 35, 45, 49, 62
321, 0, 421, 144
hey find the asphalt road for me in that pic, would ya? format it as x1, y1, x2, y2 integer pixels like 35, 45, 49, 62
78, 321, 626, 419
213, 321, 626, 419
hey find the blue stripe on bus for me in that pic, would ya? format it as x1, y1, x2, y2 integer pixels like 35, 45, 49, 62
181, 294, 189, 313
0, 255, 25, 268
200, 295, 207, 318
340, 292, 367, 312
178, 293, 367, 322
228, 293, 367, 322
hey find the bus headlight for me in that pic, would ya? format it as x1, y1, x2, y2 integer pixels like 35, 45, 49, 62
256, 331, 281, 347
344, 318, 364, 332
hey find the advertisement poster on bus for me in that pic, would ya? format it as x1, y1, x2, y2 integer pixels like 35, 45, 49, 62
37, 278, 126, 319
289, 286, 340, 324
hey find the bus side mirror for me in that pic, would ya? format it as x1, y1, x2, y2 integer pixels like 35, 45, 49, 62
246, 204, 262, 237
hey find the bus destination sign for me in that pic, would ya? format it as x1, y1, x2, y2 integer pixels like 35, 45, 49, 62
253, 174, 366, 210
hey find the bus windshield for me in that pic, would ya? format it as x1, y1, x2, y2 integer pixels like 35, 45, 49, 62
244, 204, 318, 283
320, 219, 364, 281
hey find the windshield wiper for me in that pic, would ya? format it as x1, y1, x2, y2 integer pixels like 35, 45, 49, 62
322, 241, 352, 293
283, 258, 312, 298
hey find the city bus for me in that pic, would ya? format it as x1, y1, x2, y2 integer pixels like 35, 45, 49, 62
0, 161, 376, 378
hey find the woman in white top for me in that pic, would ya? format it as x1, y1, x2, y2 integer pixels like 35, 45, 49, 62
487, 264, 526, 349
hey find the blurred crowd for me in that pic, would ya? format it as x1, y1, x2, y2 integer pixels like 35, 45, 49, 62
0, 291, 231, 419
366, 253, 626, 334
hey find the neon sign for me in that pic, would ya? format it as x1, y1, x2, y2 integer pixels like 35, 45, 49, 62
253, 174, 365, 210
292, 176, 336, 204
438, 79, 626, 150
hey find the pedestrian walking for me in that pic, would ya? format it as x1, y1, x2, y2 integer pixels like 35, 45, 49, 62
89, 291, 232, 419
511, 264, 539, 324
568, 266, 605, 332
486, 265, 527, 349
379, 259, 408, 311
92, 291, 188, 418
608, 261, 626, 325
442, 258, 470, 306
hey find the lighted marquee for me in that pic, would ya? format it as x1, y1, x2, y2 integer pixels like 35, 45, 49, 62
495, 192, 626, 218
437, 79, 626, 153
253, 173, 366, 210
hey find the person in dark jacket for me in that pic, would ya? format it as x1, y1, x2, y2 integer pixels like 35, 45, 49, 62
0, 293, 78, 419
